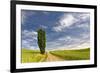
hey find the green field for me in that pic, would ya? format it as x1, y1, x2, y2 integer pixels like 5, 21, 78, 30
21, 49, 47, 63
21, 48, 90, 63
50, 48, 90, 60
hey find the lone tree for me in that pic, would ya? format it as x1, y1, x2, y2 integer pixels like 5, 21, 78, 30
37, 28, 46, 54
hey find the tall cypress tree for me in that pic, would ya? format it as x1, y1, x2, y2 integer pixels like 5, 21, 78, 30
37, 28, 46, 54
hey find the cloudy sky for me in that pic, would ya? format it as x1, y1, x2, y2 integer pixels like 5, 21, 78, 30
21, 9, 90, 50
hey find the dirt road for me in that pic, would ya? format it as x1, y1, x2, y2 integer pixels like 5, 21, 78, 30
45, 52, 64, 62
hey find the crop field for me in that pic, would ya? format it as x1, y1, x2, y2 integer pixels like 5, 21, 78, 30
21, 48, 90, 63
21, 49, 47, 63
50, 48, 90, 60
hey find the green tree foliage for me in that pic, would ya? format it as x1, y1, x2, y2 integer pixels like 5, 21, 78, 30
37, 28, 46, 54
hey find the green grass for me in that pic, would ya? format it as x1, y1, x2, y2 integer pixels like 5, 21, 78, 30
50, 48, 90, 60
22, 48, 90, 63
21, 49, 47, 63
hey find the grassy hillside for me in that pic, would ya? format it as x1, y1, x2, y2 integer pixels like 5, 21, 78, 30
21, 49, 47, 63
50, 48, 90, 60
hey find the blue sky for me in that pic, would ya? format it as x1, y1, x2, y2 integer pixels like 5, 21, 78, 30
21, 9, 90, 50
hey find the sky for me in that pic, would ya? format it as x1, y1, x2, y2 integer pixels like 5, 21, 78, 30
21, 9, 90, 50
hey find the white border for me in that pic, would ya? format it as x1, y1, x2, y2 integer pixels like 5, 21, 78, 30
16, 4, 95, 69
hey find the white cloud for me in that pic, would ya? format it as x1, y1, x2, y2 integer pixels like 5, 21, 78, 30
47, 32, 90, 50
53, 14, 78, 32
58, 36, 71, 41
53, 13, 90, 32
78, 13, 90, 20
22, 30, 38, 49
76, 23, 89, 28
22, 30, 37, 40
75, 42, 90, 49
42, 12, 49, 15
40, 25, 47, 29
22, 39, 38, 50
57, 42, 90, 50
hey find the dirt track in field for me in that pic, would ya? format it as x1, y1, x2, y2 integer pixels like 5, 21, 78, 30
45, 52, 64, 62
